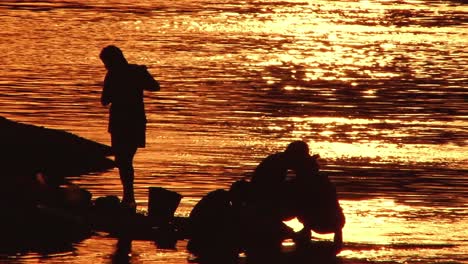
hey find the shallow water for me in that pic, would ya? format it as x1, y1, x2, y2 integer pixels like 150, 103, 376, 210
0, 0, 467, 263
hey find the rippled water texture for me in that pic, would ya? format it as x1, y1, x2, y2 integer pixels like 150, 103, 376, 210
0, 0, 467, 263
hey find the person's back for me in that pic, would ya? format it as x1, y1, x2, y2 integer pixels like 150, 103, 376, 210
187, 189, 240, 261
104, 65, 143, 104
102, 64, 158, 138
250, 152, 289, 199
296, 171, 344, 232
294, 155, 345, 252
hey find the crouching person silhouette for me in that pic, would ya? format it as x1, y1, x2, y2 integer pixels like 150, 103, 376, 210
293, 154, 345, 253
250, 141, 345, 254
99, 45, 160, 210
247, 141, 313, 256
187, 180, 251, 263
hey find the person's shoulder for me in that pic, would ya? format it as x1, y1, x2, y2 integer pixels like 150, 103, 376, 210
207, 189, 229, 197
257, 152, 287, 168
128, 64, 147, 71
193, 189, 230, 211
269, 152, 287, 161
131, 64, 154, 79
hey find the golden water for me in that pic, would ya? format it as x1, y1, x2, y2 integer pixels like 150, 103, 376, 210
0, 0, 467, 263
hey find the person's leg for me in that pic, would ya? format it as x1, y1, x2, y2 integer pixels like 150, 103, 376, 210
300, 217, 344, 253
333, 229, 343, 253
293, 220, 312, 248
334, 207, 345, 253
115, 146, 137, 207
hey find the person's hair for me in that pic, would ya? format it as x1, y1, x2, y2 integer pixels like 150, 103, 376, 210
229, 180, 250, 204
284, 141, 309, 157
99, 45, 128, 68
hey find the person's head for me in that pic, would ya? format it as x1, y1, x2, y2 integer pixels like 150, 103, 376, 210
229, 179, 250, 206
284, 140, 310, 168
99, 45, 128, 70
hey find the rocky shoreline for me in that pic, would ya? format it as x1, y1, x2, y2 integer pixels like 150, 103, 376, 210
1, 116, 115, 184
0, 118, 195, 254
0, 116, 117, 252
0, 117, 339, 263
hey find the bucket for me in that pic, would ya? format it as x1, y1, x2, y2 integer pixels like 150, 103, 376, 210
148, 187, 182, 223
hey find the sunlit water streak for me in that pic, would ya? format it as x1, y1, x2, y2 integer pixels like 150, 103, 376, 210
0, 0, 467, 263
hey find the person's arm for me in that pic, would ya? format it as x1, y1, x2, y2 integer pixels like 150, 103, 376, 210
334, 229, 343, 253
139, 65, 160, 91
101, 73, 112, 106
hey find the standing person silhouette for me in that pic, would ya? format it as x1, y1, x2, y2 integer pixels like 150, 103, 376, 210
99, 45, 160, 210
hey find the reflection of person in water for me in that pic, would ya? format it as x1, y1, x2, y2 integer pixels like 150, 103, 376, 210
99, 45, 160, 209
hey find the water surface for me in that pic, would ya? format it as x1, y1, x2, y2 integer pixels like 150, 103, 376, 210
0, 0, 467, 263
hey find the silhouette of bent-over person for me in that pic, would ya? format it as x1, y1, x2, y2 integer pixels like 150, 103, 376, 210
250, 141, 311, 218
246, 141, 312, 255
99, 45, 160, 209
187, 180, 251, 263
294, 154, 345, 253
250, 141, 345, 253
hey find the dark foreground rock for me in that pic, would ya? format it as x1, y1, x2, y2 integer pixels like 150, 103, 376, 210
0, 116, 115, 253
1, 205, 93, 253
0, 118, 341, 261
0, 187, 339, 263
0, 191, 187, 254
0, 116, 115, 185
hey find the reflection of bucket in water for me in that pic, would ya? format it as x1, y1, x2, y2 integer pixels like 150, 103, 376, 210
148, 187, 182, 223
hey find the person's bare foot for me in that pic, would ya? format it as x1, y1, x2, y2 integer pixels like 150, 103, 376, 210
293, 228, 311, 248
333, 230, 343, 254
121, 199, 137, 213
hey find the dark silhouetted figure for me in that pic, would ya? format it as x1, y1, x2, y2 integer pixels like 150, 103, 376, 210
245, 141, 311, 258
99, 45, 160, 210
294, 155, 345, 253
187, 180, 251, 263
250, 141, 311, 221
250, 141, 345, 253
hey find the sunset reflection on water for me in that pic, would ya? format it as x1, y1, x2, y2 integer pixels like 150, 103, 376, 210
0, 0, 467, 263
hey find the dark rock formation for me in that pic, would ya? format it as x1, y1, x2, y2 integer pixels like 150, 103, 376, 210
0, 116, 115, 185
0, 116, 115, 253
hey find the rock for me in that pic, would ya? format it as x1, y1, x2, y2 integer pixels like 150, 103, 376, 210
0, 116, 114, 253
0, 116, 115, 187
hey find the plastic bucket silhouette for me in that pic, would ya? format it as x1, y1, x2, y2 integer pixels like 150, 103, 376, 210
148, 187, 182, 223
